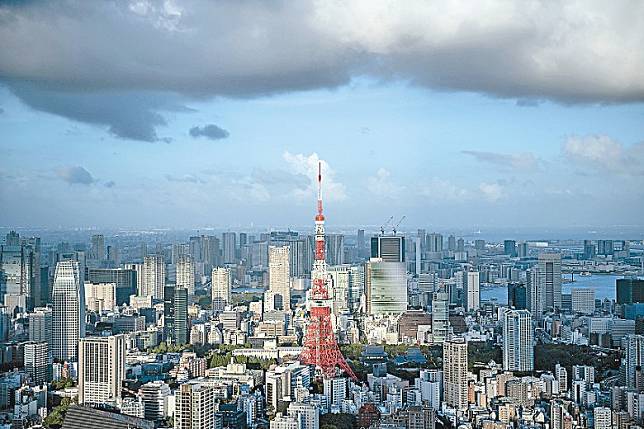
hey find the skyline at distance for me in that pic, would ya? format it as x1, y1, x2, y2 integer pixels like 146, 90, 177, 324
1, 1, 644, 231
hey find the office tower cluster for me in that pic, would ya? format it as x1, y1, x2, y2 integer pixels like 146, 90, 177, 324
0, 207, 642, 429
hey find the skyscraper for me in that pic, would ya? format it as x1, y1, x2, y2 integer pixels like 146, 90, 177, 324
504, 240, 517, 257
78, 334, 126, 405
0, 237, 40, 313
617, 278, 644, 305
269, 246, 290, 311
538, 253, 562, 311
365, 259, 407, 315
465, 271, 480, 312
173, 287, 189, 345
431, 291, 450, 342
142, 255, 165, 300
443, 338, 468, 410
176, 255, 195, 297
28, 307, 52, 344
571, 288, 595, 315
24, 341, 49, 384
90, 234, 105, 262
624, 334, 644, 389
86, 268, 137, 306
503, 309, 534, 371
52, 260, 85, 362
211, 267, 232, 312
370, 235, 405, 262
222, 232, 237, 264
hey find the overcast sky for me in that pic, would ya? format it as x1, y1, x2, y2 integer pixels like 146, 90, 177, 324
1, 1, 643, 230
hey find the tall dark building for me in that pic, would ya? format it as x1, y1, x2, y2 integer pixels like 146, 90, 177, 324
504, 240, 517, 257
86, 268, 137, 306
371, 235, 405, 262
597, 240, 614, 256
583, 240, 596, 260
165, 285, 188, 345
617, 278, 644, 305
508, 283, 527, 310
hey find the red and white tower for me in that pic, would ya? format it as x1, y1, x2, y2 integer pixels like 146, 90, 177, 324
299, 161, 357, 380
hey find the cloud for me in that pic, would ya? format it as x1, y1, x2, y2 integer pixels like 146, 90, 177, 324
282, 152, 347, 202
367, 168, 405, 198
479, 182, 504, 201
8, 84, 185, 142
1, 1, 643, 139
165, 174, 206, 184
418, 178, 468, 201
462, 150, 540, 171
189, 124, 229, 140
104, 180, 116, 188
563, 135, 644, 175
56, 166, 95, 185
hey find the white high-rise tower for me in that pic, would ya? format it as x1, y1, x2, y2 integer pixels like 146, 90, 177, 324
269, 246, 290, 311
52, 260, 85, 362
503, 309, 534, 371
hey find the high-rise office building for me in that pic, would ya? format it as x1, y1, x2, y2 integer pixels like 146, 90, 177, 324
269, 246, 290, 311
28, 307, 52, 344
371, 235, 405, 262
597, 240, 614, 256
426, 233, 443, 253
431, 291, 450, 342
84, 281, 116, 312
288, 402, 319, 429
538, 253, 562, 311
504, 240, 517, 257
211, 267, 232, 312
78, 334, 126, 405
174, 287, 189, 344
508, 283, 527, 310
175, 381, 217, 429
503, 309, 534, 371
583, 240, 596, 260
52, 260, 85, 362
176, 255, 195, 297
222, 232, 237, 264
617, 278, 644, 305
365, 259, 407, 315
142, 255, 165, 300
24, 341, 49, 384
571, 288, 595, 315
0, 237, 40, 313
465, 271, 480, 312
624, 334, 644, 389
326, 234, 345, 266
443, 338, 468, 410
86, 268, 137, 306
90, 234, 105, 262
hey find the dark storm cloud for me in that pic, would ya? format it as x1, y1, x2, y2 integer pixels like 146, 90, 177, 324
56, 166, 95, 185
1, 1, 643, 139
189, 124, 229, 140
8, 83, 186, 142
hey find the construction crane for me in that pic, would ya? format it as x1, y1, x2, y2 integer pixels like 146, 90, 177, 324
392, 215, 406, 235
380, 216, 394, 235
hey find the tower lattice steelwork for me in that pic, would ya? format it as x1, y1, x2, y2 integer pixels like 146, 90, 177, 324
299, 162, 357, 380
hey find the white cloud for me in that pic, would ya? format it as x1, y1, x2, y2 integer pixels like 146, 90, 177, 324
419, 178, 468, 201
367, 168, 405, 199
479, 182, 504, 201
563, 135, 644, 175
462, 150, 540, 171
282, 152, 347, 202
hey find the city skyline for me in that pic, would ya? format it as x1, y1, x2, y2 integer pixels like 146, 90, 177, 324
1, 2, 644, 229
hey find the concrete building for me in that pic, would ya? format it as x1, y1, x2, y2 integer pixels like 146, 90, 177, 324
269, 246, 291, 311
538, 253, 562, 311
176, 255, 195, 298
466, 271, 480, 312
78, 334, 126, 406
175, 381, 217, 429
365, 258, 407, 316
24, 341, 49, 384
211, 267, 232, 312
571, 288, 595, 315
142, 255, 165, 300
503, 309, 534, 372
443, 338, 468, 410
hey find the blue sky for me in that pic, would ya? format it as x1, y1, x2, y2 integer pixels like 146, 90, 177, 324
1, 1, 643, 230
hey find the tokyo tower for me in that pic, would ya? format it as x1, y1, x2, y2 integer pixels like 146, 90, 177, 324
299, 161, 357, 380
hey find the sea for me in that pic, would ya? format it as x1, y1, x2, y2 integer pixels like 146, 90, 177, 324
480, 274, 628, 304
